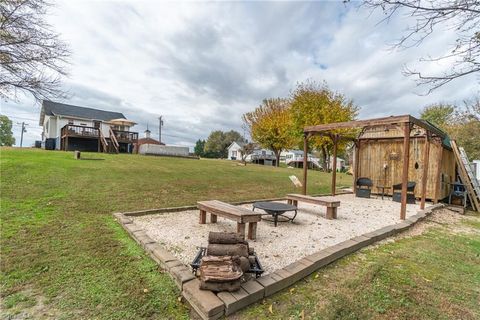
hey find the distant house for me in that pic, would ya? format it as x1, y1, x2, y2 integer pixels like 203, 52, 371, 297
227, 142, 277, 165
281, 149, 321, 170
137, 128, 165, 147
281, 150, 318, 163
39, 100, 138, 153
245, 147, 276, 166
227, 141, 245, 160
330, 157, 346, 171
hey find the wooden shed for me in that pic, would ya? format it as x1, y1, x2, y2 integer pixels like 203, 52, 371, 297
301, 115, 456, 219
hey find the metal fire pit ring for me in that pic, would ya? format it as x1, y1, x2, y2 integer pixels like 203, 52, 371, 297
252, 201, 298, 227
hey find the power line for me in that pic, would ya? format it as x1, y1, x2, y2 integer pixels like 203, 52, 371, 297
4, 115, 38, 121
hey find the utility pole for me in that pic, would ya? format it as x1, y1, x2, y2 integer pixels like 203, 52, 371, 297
17, 122, 28, 147
158, 116, 164, 143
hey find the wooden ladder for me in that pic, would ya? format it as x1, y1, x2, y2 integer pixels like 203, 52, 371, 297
451, 140, 480, 211
109, 127, 119, 154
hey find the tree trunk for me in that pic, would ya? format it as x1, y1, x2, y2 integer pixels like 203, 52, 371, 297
199, 256, 243, 292
207, 243, 249, 257
321, 146, 328, 172
238, 256, 250, 272
208, 232, 247, 245
200, 256, 243, 282
274, 150, 280, 167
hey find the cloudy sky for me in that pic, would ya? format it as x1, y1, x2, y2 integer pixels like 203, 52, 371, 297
2, 0, 478, 147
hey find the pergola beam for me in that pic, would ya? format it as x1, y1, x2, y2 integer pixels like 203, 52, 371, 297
304, 114, 445, 138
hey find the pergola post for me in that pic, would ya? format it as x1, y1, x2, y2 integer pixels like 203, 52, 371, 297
302, 133, 308, 195
331, 134, 338, 196
433, 140, 443, 204
420, 134, 430, 209
353, 140, 360, 196
400, 123, 411, 220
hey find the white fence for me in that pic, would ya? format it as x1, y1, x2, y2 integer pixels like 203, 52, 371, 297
139, 144, 189, 157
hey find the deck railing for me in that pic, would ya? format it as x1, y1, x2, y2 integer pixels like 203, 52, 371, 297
61, 124, 99, 137
112, 130, 138, 142
61, 125, 138, 143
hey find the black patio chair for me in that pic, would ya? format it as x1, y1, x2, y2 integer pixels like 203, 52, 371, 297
449, 181, 467, 208
356, 177, 373, 198
392, 181, 416, 204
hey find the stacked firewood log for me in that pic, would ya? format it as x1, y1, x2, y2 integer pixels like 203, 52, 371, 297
199, 232, 255, 292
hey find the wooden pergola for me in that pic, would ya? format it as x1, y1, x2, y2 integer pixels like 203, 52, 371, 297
301, 115, 448, 220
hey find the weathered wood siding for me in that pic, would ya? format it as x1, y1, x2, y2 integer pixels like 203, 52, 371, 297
356, 125, 455, 200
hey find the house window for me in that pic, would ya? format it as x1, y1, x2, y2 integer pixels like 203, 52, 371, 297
93, 121, 101, 129
80, 123, 87, 126
46, 120, 49, 133
68, 120, 74, 125
232, 151, 237, 157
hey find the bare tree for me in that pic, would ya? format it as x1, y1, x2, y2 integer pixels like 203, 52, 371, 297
240, 142, 255, 166
0, 0, 70, 101
361, 0, 480, 93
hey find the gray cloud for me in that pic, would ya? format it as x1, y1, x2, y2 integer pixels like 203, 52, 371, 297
3, 1, 478, 148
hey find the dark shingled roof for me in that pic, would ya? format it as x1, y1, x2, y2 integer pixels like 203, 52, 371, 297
39, 100, 126, 125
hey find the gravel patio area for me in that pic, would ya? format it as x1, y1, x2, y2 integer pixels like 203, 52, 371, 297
133, 194, 421, 274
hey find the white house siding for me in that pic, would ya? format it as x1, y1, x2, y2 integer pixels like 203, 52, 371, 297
329, 157, 346, 171
227, 142, 243, 160
44, 116, 57, 139
282, 150, 319, 165
228, 149, 241, 160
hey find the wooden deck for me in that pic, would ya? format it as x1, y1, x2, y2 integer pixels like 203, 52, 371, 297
60, 124, 138, 153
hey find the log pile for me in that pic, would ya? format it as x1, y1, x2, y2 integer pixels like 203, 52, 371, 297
199, 232, 255, 292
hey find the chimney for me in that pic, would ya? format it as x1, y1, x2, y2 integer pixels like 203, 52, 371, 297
144, 129, 151, 139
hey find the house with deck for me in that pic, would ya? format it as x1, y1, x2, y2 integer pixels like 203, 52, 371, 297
245, 147, 276, 166
39, 100, 138, 153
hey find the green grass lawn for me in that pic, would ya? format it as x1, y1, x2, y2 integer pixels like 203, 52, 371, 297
1, 148, 479, 320
235, 213, 480, 320
0, 148, 349, 319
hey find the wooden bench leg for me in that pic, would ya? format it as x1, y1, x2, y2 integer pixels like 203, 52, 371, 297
326, 207, 337, 220
199, 210, 207, 224
247, 222, 257, 240
210, 214, 217, 223
237, 223, 246, 238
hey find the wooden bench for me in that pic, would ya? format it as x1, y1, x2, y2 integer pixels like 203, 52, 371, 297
197, 200, 262, 240
286, 194, 341, 220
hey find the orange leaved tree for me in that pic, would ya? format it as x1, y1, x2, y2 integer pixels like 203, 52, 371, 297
242, 98, 296, 167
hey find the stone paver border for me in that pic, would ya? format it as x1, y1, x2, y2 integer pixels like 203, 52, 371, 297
113, 195, 444, 320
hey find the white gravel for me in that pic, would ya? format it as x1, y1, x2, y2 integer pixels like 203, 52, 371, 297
133, 194, 421, 274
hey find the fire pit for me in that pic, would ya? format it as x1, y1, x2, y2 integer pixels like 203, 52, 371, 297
190, 247, 264, 278
190, 232, 265, 292
253, 201, 298, 227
